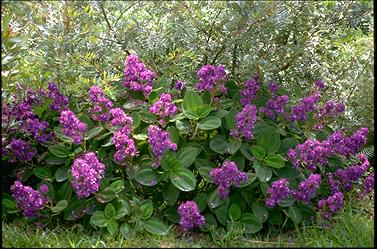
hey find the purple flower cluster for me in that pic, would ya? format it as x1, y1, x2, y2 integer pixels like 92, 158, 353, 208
46, 83, 69, 111
230, 104, 257, 140
313, 100, 345, 130
334, 154, 370, 191
265, 178, 291, 208
178, 201, 205, 231
288, 92, 320, 121
315, 79, 325, 90
70, 152, 105, 198
318, 192, 343, 220
240, 75, 260, 105
287, 128, 369, 171
210, 161, 248, 198
149, 93, 178, 124
22, 118, 52, 144
327, 173, 340, 194
174, 80, 186, 91
287, 139, 331, 171
9, 139, 36, 163
59, 109, 87, 144
361, 173, 374, 198
292, 174, 322, 203
11, 181, 49, 218
147, 125, 177, 167
113, 129, 137, 163
259, 95, 289, 120
123, 54, 156, 97
194, 64, 227, 95
267, 82, 279, 95
109, 108, 133, 131
88, 86, 113, 122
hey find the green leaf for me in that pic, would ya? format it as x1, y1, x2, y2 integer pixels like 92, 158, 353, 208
198, 116, 221, 130
51, 200, 68, 213
90, 211, 107, 227
208, 190, 225, 209
215, 203, 229, 226
252, 203, 268, 223
133, 134, 148, 140
167, 126, 180, 144
257, 126, 281, 154
105, 203, 116, 219
120, 223, 135, 239
85, 126, 103, 140
197, 167, 213, 183
269, 209, 283, 225
162, 183, 180, 206
143, 217, 169, 235
225, 107, 238, 130
107, 220, 119, 235
45, 153, 66, 165
140, 202, 154, 219
252, 121, 272, 139
64, 198, 86, 221
278, 137, 299, 154
250, 145, 266, 160
170, 168, 196, 192
278, 197, 295, 207
239, 143, 254, 161
193, 193, 207, 212
288, 206, 302, 224
96, 189, 117, 203
183, 90, 203, 113
240, 213, 263, 234
226, 140, 242, 154
138, 110, 157, 123
161, 151, 182, 171
135, 166, 159, 186
55, 166, 69, 182
203, 213, 217, 230
163, 206, 180, 223
48, 144, 70, 158
194, 158, 216, 168
253, 162, 272, 182
33, 167, 52, 180
209, 135, 227, 154
239, 172, 257, 187
109, 180, 124, 193
57, 181, 72, 201
115, 200, 131, 219
177, 147, 198, 168
228, 203, 241, 221
195, 105, 215, 119
175, 120, 192, 134
2, 198, 17, 210
265, 154, 285, 168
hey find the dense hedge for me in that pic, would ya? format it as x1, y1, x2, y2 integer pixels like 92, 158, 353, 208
1, 54, 374, 238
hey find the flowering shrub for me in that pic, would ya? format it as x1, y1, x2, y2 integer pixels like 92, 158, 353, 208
1, 54, 374, 238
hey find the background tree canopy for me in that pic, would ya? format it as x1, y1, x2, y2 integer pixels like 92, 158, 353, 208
1, 0, 374, 142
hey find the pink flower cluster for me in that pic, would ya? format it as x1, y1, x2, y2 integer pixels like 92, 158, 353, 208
59, 109, 87, 144
149, 93, 177, 125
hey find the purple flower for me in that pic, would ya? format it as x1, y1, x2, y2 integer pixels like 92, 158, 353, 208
230, 104, 257, 140
59, 110, 87, 144
88, 86, 113, 122
123, 54, 156, 98
288, 92, 320, 121
260, 95, 289, 120
70, 152, 106, 198
361, 173, 374, 198
147, 125, 177, 167
266, 178, 291, 208
292, 174, 321, 203
113, 127, 137, 163
9, 139, 36, 163
210, 161, 248, 198
327, 173, 340, 194
315, 80, 325, 89
314, 100, 345, 126
178, 201, 205, 231
11, 180, 49, 218
46, 83, 69, 111
38, 184, 49, 194
109, 108, 133, 134
174, 80, 186, 91
267, 82, 279, 95
240, 75, 260, 105
194, 64, 227, 95
318, 192, 343, 220
149, 93, 178, 123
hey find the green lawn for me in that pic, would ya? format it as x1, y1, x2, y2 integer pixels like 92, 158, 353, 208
2, 197, 374, 248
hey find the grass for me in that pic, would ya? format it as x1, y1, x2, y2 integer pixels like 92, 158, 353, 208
2, 196, 374, 248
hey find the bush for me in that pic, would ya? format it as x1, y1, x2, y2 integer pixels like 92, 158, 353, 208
1, 54, 374, 238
